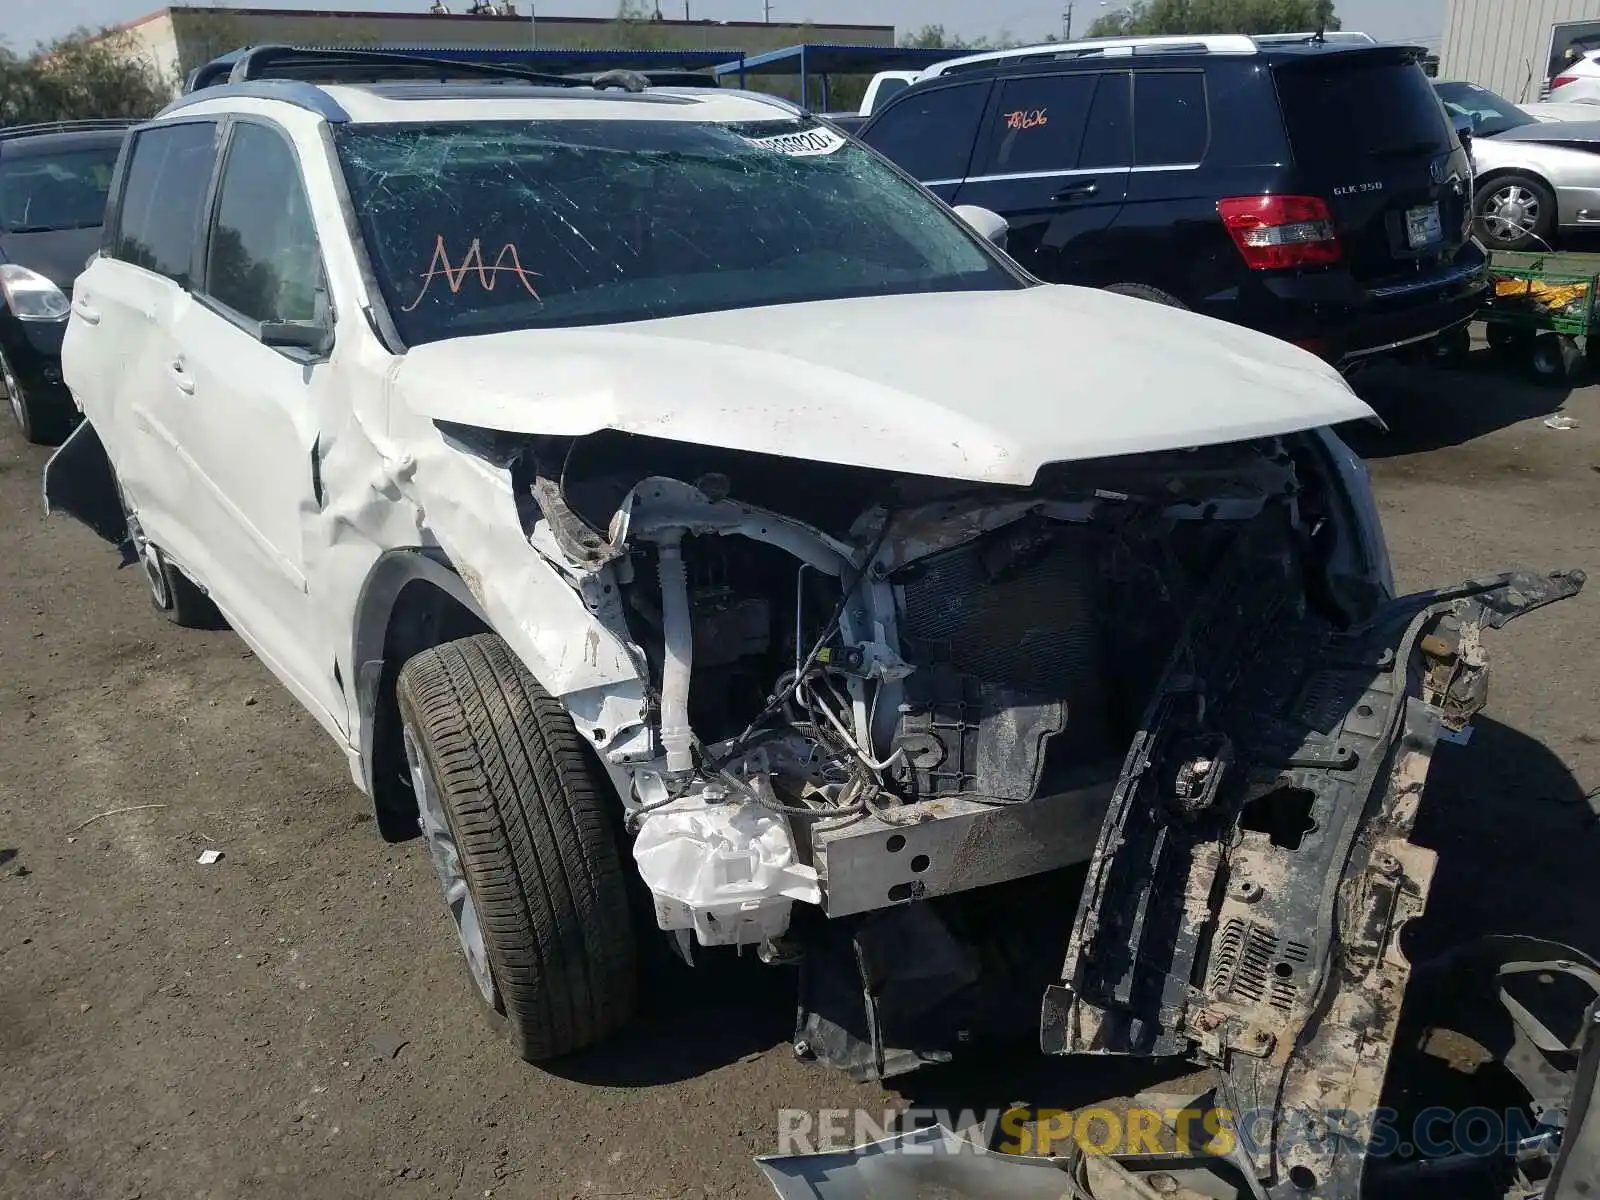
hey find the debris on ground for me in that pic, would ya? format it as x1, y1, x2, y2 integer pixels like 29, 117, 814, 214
196, 849, 224, 865
1546, 414, 1579, 430
67, 804, 168, 834
370, 1031, 408, 1061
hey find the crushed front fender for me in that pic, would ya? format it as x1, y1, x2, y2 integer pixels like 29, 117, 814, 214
1040, 568, 1587, 1198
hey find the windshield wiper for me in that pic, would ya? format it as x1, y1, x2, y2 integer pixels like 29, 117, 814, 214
4, 224, 66, 234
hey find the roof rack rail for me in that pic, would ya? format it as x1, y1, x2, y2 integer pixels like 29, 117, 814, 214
921, 33, 1259, 77
0, 118, 140, 142
1253, 30, 1378, 46
190, 45, 651, 94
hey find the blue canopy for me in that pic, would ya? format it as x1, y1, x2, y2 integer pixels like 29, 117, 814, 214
712, 44, 956, 109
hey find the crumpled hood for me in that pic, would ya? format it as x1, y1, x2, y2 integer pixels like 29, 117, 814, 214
394, 285, 1374, 486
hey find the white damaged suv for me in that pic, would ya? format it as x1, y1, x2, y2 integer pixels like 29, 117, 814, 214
49, 49, 1582, 1196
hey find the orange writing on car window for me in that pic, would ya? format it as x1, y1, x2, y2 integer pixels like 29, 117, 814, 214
1004, 109, 1049, 131
402, 236, 542, 312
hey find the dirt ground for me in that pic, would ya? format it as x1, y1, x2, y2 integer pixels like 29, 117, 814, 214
3, 345, 1598, 1200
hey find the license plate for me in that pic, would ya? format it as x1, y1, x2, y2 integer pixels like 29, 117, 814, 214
1406, 203, 1443, 248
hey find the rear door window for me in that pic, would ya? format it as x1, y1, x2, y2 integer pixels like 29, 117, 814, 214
1080, 72, 1133, 168
1274, 59, 1449, 172
1134, 71, 1209, 166
862, 83, 988, 181
979, 73, 1097, 175
111, 121, 218, 288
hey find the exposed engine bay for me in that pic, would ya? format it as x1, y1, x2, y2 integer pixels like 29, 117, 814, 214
496, 430, 1353, 941
450, 421, 1584, 1198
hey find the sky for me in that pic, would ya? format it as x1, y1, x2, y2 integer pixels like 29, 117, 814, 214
7, 0, 1448, 53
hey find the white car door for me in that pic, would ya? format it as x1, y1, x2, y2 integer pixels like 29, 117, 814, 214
164, 117, 346, 732
64, 118, 222, 574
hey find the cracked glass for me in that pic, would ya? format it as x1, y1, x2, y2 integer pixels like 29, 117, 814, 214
333, 117, 1022, 346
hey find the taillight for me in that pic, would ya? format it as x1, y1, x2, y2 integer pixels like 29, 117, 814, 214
1553, 73, 1580, 90
1217, 195, 1343, 270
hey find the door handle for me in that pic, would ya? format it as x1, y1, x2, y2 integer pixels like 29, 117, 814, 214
168, 360, 195, 395
73, 300, 101, 325
1053, 180, 1099, 200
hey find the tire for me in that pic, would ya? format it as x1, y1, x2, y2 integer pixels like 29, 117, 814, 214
1427, 324, 1472, 369
1529, 333, 1582, 386
1475, 174, 1557, 252
1104, 282, 1190, 309
1, 346, 72, 446
396, 634, 638, 1062
1486, 323, 1533, 358
116, 482, 226, 629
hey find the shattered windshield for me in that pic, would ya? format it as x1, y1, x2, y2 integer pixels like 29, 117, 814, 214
333, 118, 1021, 345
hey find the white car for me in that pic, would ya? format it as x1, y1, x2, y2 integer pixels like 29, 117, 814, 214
1437, 79, 1600, 249
1523, 99, 1600, 122
46, 46, 1582, 1196
1550, 49, 1600, 104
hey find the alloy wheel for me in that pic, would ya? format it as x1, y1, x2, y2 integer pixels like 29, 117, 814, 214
404, 725, 496, 1005
1482, 185, 1541, 242
120, 501, 171, 611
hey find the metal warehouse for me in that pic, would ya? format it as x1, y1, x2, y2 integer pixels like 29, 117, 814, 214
1442, 0, 1600, 100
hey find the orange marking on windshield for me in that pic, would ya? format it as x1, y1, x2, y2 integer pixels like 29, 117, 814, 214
402, 236, 542, 311
1004, 109, 1049, 131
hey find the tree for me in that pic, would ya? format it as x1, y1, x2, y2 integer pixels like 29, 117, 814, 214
0, 29, 172, 126
607, 0, 677, 49
1087, 0, 1341, 38
899, 24, 1024, 51
900, 24, 954, 48
174, 12, 252, 77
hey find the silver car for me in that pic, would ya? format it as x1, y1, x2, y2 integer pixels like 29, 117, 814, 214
1437, 80, 1600, 250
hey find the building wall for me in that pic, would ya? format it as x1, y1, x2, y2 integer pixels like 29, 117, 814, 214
113, 10, 185, 88
1441, 0, 1600, 99
111, 6, 891, 79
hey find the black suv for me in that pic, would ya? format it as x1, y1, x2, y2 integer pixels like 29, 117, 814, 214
858, 40, 1487, 368
1, 120, 131, 444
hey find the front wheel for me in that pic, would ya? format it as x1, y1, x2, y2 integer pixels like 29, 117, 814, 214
396, 634, 638, 1061
1475, 174, 1557, 251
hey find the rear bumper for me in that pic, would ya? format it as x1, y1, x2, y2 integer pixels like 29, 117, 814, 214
1335, 282, 1486, 366
1226, 251, 1490, 368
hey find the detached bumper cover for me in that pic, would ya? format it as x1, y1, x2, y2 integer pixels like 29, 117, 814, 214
1042, 568, 1586, 1197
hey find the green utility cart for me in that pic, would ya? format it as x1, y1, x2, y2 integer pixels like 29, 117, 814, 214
1479, 250, 1600, 385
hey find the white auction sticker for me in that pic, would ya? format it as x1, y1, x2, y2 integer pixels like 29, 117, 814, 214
742, 127, 847, 157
